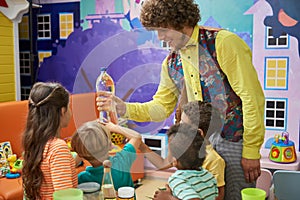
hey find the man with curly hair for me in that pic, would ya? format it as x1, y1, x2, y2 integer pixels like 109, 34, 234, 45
97, 0, 265, 199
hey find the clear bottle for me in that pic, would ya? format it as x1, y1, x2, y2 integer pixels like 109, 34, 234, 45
98, 190, 104, 200
101, 160, 117, 200
95, 68, 118, 124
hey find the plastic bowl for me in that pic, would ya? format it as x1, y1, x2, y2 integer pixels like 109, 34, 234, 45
241, 188, 266, 200
53, 188, 83, 200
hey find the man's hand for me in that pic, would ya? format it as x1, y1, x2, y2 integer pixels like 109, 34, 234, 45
153, 185, 178, 200
96, 91, 126, 116
241, 158, 261, 183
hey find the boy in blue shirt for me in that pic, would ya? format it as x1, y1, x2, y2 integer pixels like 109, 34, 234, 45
71, 120, 141, 190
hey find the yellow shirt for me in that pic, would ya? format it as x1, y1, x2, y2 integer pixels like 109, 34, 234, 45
203, 144, 225, 187
124, 26, 265, 159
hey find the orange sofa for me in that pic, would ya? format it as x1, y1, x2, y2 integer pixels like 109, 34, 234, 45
0, 92, 144, 200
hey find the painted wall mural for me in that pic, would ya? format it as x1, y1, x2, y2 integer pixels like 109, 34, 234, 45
264, 0, 300, 56
196, 0, 254, 48
38, 0, 169, 133
246, 0, 300, 154
37, 0, 258, 133
35, 0, 300, 143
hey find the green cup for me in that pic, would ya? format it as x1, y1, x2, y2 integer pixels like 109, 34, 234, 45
53, 188, 83, 200
241, 188, 266, 200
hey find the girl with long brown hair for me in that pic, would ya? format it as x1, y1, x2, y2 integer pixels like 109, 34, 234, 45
22, 82, 77, 199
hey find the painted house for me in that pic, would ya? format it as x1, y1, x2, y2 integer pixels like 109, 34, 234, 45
0, 0, 28, 102
245, 0, 300, 154
18, 0, 80, 100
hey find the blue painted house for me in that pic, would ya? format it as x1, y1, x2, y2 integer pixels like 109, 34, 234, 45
18, 0, 80, 99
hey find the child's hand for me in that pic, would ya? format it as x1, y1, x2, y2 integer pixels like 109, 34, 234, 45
102, 120, 120, 133
153, 184, 178, 200
97, 118, 116, 128
97, 118, 123, 136
74, 155, 84, 168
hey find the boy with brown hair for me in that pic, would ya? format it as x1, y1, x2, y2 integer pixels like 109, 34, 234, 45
181, 101, 225, 200
71, 120, 141, 190
166, 123, 218, 200
140, 101, 225, 200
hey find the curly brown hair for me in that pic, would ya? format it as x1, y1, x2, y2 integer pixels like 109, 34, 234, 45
22, 82, 69, 200
182, 101, 223, 138
140, 0, 201, 30
167, 123, 205, 170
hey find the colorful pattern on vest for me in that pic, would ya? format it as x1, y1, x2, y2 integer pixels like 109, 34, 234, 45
167, 28, 243, 142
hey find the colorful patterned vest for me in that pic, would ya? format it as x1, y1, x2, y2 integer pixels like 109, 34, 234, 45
167, 28, 243, 142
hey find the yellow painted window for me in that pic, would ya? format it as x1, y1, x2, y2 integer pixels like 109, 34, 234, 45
267, 59, 276, 68
267, 69, 276, 77
277, 70, 286, 78
277, 79, 286, 87
59, 13, 74, 39
278, 60, 287, 68
60, 23, 66, 29
38, 51, 52, 66
266, 79, 276, 87
19, 16, 29, 40
265, 58, 288, 89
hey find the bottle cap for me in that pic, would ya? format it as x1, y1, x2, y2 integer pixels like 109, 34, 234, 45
118, 187, 135, 198
103, 160, 112, 168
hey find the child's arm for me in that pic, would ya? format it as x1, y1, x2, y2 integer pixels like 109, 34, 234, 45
51, 141, 78, 189
104, 122, 142, 150
104, 121, 141, 139
139, 142, 173, 170
104, 122, 172, 170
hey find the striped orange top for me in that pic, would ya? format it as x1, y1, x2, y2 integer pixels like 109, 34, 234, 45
40, 138, 78, 199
